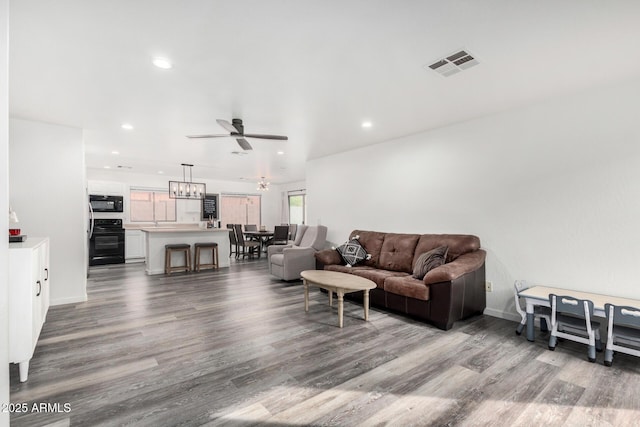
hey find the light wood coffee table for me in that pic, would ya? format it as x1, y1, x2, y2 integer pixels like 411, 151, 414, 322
301, 270, 376, 328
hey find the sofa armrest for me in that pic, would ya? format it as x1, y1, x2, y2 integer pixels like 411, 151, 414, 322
279, 247, 318, 280
267, 243, 293, 258
283, 246, 315, 260
315, 249, 342, 266
423, 250, 486, 285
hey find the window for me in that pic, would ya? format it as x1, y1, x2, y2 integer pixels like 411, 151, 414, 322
220, 194, 261, 228
130, 189, 176, 222
288, 192, 306, 225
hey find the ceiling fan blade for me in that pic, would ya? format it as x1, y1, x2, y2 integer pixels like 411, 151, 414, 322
243, 133, 288, 141
186, 134, 230, 139
236, 138, 253, 150
216, 119, 238, 133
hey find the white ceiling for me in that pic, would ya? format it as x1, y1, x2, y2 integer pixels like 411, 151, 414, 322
9, 1, 640, 184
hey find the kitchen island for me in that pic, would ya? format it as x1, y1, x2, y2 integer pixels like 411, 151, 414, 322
141, 227, 230, 275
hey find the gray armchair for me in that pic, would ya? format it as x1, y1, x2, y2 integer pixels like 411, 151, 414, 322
268, 225, 328, 281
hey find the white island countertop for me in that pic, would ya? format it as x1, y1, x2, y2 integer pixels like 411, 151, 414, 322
141, 227, 230, 275
141, 227, 228, 233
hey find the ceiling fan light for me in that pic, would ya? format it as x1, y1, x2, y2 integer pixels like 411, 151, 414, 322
257, 177, 270, 191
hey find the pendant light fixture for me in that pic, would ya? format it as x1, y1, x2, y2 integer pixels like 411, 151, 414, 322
257, 177, 270, 191
169, 163, 206, 199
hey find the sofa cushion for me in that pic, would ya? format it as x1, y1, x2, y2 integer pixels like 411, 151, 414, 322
412, 246, 448, 280
270, 253, 284, 267
351, 269, 409, 290
324, 264, 407, 289
378, 233, 420, 273
413, 234, 480, 265
325, 264, 374, 275
384, 276, 430, 301
299, 226, 319, 248
335, 237, 370, 267
351, 230, 386, 267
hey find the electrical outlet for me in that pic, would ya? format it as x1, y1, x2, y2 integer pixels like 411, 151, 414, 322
485, 281, 493, 292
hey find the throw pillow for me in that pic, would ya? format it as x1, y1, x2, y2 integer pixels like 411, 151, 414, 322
413, 246, 448, 280
333, 235, 371, 267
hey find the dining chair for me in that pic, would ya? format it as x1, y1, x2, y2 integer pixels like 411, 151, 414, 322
513, 280, 551, 336
603, 303, 640, 367
233, 224, 260, 258
270, 225, 290, 246
244, 224, 259, 242
227, 224, 238, 258
548, 294, 602, 362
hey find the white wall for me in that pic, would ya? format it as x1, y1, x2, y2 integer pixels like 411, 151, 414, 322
272, 180, 306, 225
0, 0, 10, 423
307, 77, 640, 321
9, 118, 88, 306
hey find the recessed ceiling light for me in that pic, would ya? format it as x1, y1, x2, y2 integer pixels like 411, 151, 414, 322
121, 123, 134, 130
277, 151, 284, 155
152, 57, 172, 69
111, 150, 120, 155
103, 166, 111, 169
157, 171, 164, 174
362, 121, 373, 128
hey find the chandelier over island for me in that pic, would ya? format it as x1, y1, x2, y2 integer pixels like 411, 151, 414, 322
169, 163, 206, 199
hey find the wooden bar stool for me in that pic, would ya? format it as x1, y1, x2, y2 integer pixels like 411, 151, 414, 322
164, 243, 191, 275
194, 242, 219, 272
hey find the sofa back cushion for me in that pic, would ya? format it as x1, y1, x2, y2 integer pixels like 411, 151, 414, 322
412, 234, 480, 267
299, 225, 328, 250
294, 225, 308, 246
351, 230, 386, 267
378, 233, 420, 273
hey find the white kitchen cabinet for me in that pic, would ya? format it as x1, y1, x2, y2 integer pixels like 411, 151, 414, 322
88, 180, 126, 196
125, 229, 146, 261
8, 237, 50, 382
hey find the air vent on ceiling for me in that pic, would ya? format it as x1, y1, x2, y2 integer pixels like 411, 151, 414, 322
426, 49, 479, 77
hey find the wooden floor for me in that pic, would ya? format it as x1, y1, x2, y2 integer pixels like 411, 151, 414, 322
9, 258, 640, 426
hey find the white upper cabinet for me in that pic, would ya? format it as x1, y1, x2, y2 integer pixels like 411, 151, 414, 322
88, 180, 126, 196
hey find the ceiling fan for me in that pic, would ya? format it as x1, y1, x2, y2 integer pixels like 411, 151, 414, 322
186, 118, 288, 151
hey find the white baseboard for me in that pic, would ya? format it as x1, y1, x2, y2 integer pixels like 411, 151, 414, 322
483, 307, 520, 323
51, 294, 87, 306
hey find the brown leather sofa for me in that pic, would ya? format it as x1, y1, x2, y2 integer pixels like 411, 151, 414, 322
314, 230, 486, 330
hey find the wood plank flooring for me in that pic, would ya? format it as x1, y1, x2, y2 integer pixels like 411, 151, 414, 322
9, 258, 640, 426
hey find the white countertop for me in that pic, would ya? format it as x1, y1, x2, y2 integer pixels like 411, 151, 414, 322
8, 236, 48, 249
125, 223, 205, 230
140, 227, 228, 233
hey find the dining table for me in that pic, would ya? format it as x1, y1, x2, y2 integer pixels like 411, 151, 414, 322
243, 230, 274, 252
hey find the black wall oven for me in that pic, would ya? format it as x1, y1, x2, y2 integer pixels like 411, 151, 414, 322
89, 195, 124, 213
89, 218, 125, 266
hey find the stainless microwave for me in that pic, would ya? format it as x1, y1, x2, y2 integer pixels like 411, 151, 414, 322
89, 195, 124, 212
